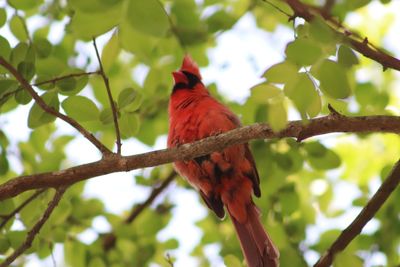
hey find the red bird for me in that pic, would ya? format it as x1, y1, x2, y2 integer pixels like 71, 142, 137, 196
167, 55, 279, 267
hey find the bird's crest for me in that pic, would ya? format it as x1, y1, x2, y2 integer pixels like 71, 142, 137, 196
180, 54, 202, 80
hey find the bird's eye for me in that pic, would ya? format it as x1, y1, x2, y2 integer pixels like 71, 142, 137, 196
182, 71, 200, 88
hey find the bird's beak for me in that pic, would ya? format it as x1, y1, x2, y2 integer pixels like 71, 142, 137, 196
172, 71, 187, 84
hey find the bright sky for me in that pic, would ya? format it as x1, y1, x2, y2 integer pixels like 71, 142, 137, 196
1, 1, 400, 266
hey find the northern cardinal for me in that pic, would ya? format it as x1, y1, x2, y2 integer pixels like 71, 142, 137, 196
167, 55, 279, 267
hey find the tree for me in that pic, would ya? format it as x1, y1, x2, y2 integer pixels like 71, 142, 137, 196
0, 0, 399, 266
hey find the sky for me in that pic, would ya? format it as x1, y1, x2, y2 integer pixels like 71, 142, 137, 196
1, 0, 400, 266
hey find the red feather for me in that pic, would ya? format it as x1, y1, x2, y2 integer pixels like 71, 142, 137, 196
168, 55, 279, 267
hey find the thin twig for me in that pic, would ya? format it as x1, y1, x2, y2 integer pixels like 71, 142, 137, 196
92, 38, 122, 155
0, 88, 21, 105
0, 189, 46, 229
281, 0, 400, 71
166, 253, 175, 267
126, 171, 177, 223
33, 71, 101, 87
102, 171, 177, 250
314, 159, 400, 267
0, 187, 66, 267
156, 0, 187, 52
261, 0, 292, 17
0, 56, 111, 155
0, 72, 100, 105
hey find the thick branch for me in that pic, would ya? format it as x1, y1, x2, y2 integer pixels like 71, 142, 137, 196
0, 57, 111, 155
1, 113, 400, 200
281, 0, 400, 71
314, 159, 400, 267
92, 38, 122, 154
0, 187, 66, 267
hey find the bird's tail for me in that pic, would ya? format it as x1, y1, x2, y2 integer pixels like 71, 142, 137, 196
229, 203, 279, 267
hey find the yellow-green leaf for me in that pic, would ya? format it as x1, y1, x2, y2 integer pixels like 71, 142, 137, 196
125, 0, 169, 37
62, 96, 99, 122
315, 59, 351, 99
263, 61, 298, 84
101, 32, 120, 73
10, 15, 28, 42
250, 82, 282, 103
28, 91, 59, 128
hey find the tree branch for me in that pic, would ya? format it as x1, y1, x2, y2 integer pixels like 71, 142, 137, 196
126, 171, 177, 223
1, 112, 400, 200
0, 189, 46, 230
0, 187, 66, 267
92, 38, 122, 155
314, 159, 400, 267
0, 57, 111, 155
33, 71, 101, 87
280, 0, 400, 71
0, 71, 101, 104
102, 171, 177, 250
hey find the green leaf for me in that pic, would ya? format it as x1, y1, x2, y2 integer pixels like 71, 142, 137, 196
17, 61, 35, 80
309, 17, 336, 44
0, 198, 14, 215
8, 0, 41, 10
338, 45, 359, 67
125, 0, 169, 37
285, 39, 322, 66
56, 77, 77, 92
0, 35, 11, 59
224, 254, 243, 267
333, 251, 363, 267
67, 4, 122, 40
34, 38, 52, 58
0, 150, 10, 175
268, 101, 287, 131
10, 15, 28, 42
0, 9, 6, 28
100, 107, 114, 125
354, 82, 376, 106
62, 96, 100, 122
250, 82, 282, 103
119, 21, 158, 62
308, 149, 341, 170
0, 79, 19, 98
15, 87, 32, 104
28, 91, 59, 128
0, 236, 10, 254
101, 32, 120, 73
7, 230, 26, 248
64, 239, 87, 267
314, 59, 351, 99
304, 142, 327, 157
163, 238, 179, 249
10, 42, 29, 67
69, 0, 123, 12
119, 112, 140, 138
57, 70, 89, 96
118, 88, 137, 109
89, 258, 107, 267
206, 10, 236, 33
263, 61, 298, 84
122, 91, 142, 112
284, 73, 320, 117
